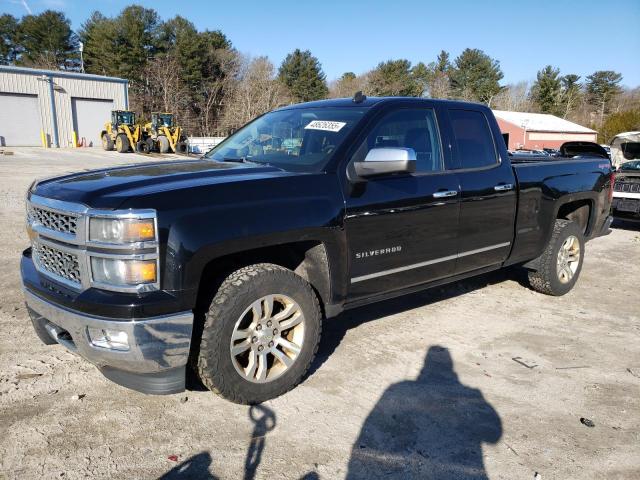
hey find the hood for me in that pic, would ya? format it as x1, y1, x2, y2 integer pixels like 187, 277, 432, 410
31, 159, 295, 209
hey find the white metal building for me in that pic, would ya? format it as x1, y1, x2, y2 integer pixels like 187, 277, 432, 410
0, 66, 128, 148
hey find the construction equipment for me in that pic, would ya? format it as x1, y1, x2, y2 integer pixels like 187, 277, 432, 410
143, 112, 187, 154
101, 110, 146, 154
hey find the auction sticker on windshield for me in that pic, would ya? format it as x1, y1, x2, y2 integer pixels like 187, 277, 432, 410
304, 120, 346, 132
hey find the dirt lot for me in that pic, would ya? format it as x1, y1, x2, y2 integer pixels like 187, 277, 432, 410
1, 148, 639, 480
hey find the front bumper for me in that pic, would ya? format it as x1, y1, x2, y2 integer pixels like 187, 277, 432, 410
25, 289, 193, 395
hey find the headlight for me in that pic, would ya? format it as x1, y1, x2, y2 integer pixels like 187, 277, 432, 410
89, 217, 156, 244
91, 257, 157, 286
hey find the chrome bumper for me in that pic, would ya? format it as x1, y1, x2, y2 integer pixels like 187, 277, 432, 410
24, 289, 193, 394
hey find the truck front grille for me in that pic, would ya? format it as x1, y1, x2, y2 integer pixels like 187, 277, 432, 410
32, 242, 81, 286
28, 205, 79, 236
614, 182, 640, 193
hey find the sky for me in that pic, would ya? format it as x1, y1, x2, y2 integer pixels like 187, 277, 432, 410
2, 0, 640, 87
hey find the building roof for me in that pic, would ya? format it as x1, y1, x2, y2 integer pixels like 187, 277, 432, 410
0, 65, 128, 84
492, 110, 596, 134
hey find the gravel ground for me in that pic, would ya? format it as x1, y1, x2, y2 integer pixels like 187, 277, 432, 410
0, 148, 639, 480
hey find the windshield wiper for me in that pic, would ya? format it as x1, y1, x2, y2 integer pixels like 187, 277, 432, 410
223, 156, 249, 163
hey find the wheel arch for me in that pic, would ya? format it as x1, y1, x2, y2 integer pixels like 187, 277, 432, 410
194, 240, 333, 318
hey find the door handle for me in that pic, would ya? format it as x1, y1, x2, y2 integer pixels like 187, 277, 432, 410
494, 183, 514, 192
433, 190, 458, 198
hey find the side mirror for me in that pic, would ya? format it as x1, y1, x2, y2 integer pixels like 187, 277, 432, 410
353, 148, 416, 178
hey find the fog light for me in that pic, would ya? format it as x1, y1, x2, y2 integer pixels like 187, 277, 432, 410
87, 327, 129, 351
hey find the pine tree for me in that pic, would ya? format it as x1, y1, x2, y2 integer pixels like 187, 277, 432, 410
278, 49, 328, 102
450, 49, 503, 103
367, 59, 421, 97
586, 70, 623, 124
0, 14, 18, 65
531, 65, 562, 115
16, 10, 78, 69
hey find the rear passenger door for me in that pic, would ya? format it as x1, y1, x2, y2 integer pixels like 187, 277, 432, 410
447, 108, 517, 274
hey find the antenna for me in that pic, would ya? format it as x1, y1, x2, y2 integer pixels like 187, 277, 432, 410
352, 91, 366, 104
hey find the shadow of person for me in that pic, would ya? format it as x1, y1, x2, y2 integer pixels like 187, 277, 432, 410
158, 451, 217, 479
244, 404, 277, 480
346, 346, 502, 480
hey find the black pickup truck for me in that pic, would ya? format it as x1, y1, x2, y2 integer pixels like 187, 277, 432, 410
22, 96, 614, 404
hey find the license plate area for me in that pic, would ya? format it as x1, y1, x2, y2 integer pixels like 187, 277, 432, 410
617, 199, 640, 212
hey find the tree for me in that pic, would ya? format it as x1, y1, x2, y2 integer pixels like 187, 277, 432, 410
492, 82, 533, 112
559, 74, 581, 119
586, 70, 623, 125
598, 109, 640, 144
16, 10, 78, 69
78, 12, 118, 75
531, 65, 562, 115
0, 14, 18, 65
278, 49, 328, 102
81, 6, 160, 82
412, 50, 452, 99
367, 59, 421, 97
224, 56, 289, 132
450, 48, 503, 103
330, 71, 367, 98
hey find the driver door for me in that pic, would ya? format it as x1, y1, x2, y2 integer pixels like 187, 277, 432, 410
344, 105, 461, 300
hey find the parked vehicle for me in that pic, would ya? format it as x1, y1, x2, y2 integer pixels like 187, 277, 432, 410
143, 112, 188, 154
101, 110, 144, 154
22, 96, 614, 404
612, 159, 640, 220
610, 131, 640, 168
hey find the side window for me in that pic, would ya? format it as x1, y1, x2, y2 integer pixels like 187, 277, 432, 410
449, 109, 498, 169
353, 108, 443, 172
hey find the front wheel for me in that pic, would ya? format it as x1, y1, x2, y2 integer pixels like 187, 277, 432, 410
527, 219, 585, 296
115, 133, 129, 153
196, 263, 322, 404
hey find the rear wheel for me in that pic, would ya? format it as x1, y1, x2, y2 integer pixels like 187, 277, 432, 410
528, 219, 584, 296
101, 134, 113, 151
158, 135, 170, 153
146, 137, 156, 152
136, 140, 150, 154
176, 141, 187, 154
115, 133, 129, 153
196, 263, 322, 404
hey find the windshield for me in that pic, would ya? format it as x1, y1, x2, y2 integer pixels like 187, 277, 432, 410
620, 160, 640, 171
206, 107, 366, 172
621, 142, 640, 160
155, 113, 174, 128
116, 111, 135, 125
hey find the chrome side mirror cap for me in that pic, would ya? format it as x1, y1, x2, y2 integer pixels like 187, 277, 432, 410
353, 147, 417, 178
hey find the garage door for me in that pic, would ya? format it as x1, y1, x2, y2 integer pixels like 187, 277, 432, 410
0, 93, 41, 146
71, 98, 113, 147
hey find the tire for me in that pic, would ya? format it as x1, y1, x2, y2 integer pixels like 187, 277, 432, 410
136, 141, 150, 154
176, 141, 187, 154
527, 219, 585, 296
115, 133, 129, 153
101, 134, 113, 151
158, 135, 170, 153
146, 137, 156, 153
196, 263, 322, 404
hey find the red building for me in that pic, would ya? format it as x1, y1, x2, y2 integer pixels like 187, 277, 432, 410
493, 110, 597, 150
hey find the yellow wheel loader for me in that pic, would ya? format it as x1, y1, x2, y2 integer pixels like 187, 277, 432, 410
143, 112, 187, 154
101, 110, 147, 154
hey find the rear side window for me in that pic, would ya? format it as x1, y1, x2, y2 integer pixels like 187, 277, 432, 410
449, 109, 498, 169
352, 108, 443, 172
